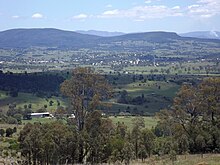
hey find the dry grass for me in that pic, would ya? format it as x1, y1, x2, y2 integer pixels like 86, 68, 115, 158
129, 154, 220, 165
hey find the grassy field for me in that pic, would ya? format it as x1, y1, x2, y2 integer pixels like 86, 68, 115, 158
109, 116, 158, 130
122, 81, 179, 98
109, 80, 179, 115
0, 92, 67, 113
20, 116, 157, 130
122, 61, 219, 75
132, 154, 220, 165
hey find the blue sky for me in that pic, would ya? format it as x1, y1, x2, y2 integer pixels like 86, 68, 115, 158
0, 0, 220, 33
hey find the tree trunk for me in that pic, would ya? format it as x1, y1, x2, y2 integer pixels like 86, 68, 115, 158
78, 143, 84, 163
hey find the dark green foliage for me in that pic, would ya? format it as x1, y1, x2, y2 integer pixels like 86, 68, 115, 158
6, 127, 14, 137
157, 77, 220, 154
0, 72, 64, 95
9, 89, 18, 97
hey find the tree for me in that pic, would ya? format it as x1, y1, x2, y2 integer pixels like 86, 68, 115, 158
14, 113, 22, 124
60, 67, 112, 163
0, 128, 5, 137
85, 111, 115, 164
122, 142, 135, 165
198, 77, 220, 151
19, 122, 78, 165
141, 128, 156, 157
6, 128, 14, 137
131, 117, 145, 159
157, 77, 220, 153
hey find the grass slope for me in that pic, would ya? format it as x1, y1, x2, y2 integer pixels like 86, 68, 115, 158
136, 154, 220, 165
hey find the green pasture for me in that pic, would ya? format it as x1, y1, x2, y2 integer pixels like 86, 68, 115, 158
0, 78, 179, 115
110, 80, 179, 114
123, 81, 179, 98
109, 116, 158, 130
122, 61, 219, 75
22, 116, 158, 130
22, 118, 57, 125
108, 101, 168, 115
0, 92, 67, 113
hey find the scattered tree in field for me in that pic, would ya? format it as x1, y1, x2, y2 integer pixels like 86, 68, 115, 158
61, 67, 112, 131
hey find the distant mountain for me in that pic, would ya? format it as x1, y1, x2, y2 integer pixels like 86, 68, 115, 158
180, 31, 220, 40
104, 31, 181, 42
0, 28, 220, 51
0, 28, 101, 48
76, 30, 125, 37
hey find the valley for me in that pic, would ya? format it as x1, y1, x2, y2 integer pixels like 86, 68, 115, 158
0, 28, 219, 165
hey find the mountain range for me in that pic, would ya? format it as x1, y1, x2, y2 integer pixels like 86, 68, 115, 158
0, 28, 219, 50
75, 30, 125, 37
180, 31, 220, 40
76, 30, 220, 40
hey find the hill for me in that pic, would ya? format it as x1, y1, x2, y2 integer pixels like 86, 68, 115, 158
180, 31, 220, 40
0, 28, 101, 48
103, 31, 181, 42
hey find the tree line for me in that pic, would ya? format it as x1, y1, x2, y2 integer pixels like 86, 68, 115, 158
0, 71, 64, 97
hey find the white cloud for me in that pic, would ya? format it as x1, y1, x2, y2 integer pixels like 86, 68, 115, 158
172, 6, 180, 10
187, 0, 220, 18
106, 4, 112, 8
72, 14, 88, 20
99, 5, 183, 20
188, 5, 200, 9
86, 0, 219, 21
12, 15, 20, 19
145, 0, 152, 4
102, 10, 119, 16
134, 19, 145, 22
32, 13, 44, 19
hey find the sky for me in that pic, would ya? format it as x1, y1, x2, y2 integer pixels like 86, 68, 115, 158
0, 0, 220, 33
